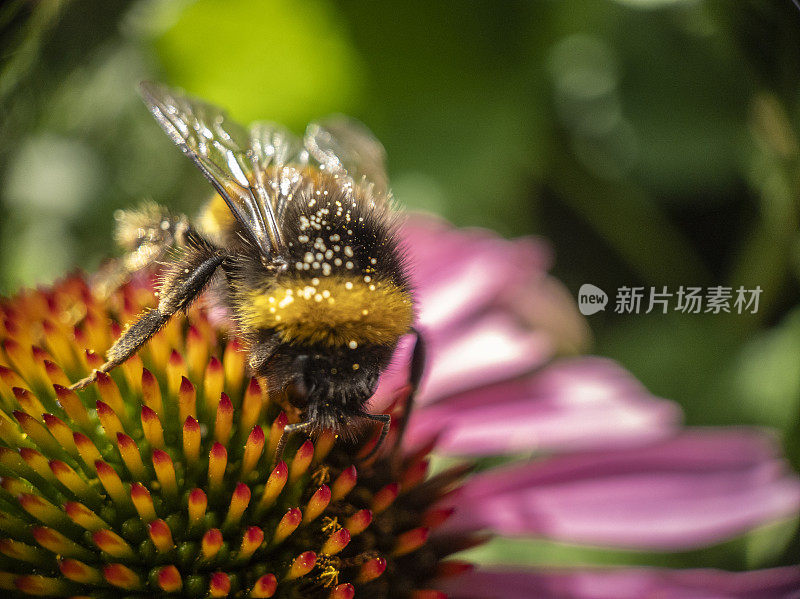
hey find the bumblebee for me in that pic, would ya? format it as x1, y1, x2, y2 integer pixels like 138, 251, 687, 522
71, 82, 425, 458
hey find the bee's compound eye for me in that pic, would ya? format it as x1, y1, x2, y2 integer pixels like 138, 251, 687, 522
285, 379, 310, 409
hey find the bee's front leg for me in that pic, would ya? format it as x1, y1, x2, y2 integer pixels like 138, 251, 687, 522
70, 230, 226, 390
390, 327, 427, 455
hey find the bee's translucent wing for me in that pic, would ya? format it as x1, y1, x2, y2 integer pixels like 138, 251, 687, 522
248, 122, 308, 223
139, 81, 283, 255
304, 116, 390, 199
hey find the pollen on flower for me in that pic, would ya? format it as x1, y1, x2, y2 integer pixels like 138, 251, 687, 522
0, 274, 479, 598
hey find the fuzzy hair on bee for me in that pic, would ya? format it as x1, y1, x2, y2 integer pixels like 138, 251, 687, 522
71, 82, 426, 460
222, 171, 414, 438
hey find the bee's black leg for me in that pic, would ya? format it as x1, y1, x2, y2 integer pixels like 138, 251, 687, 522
273, 421, 313, 465
70, 231, 226, 390
391, 327, 427, 455
359, 413, 391, 462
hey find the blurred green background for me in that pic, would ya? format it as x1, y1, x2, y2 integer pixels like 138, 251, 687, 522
2, 0, 800, 572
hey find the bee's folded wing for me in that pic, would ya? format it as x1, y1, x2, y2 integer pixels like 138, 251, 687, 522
139, 81, 283, 255
305, 116, 390, 201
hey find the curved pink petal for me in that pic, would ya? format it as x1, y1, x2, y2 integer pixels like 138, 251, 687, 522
440, 430, 800, 550
372, 312, 553, 411
441, 567, 800, 599
402, 214, 552, 333
418, 314, 553, 401
403, 357, 681, 455
506, 273, 592, 355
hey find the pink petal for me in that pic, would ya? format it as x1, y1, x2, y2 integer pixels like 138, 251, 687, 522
403, 357, 681, 455
401, 214, 552, 333
372, 313, 552, 410
441, 430, 800, 550
505, 273, 592, 355
441, 567, 800, 599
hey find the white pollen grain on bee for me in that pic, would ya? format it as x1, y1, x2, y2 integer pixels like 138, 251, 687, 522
344, 246, 354, 258
314, 294, 323, 302
334, 258, 342, 266
345, 281, 353, 290
330, 234, 340, 242
312, 262, 320, 269
325, 250, 333, 259
295, 262, 303, 269
345, 261, 354, 269
369, 284, 376, 291
370, 258, 377, 265
304, 252, 314, 263
322, 263, 332, 275
348, 340, 358, 349
333, 245, 341, 252
298, 235, 309, 243
311, 278, 320, 286
364, 276, 371, 283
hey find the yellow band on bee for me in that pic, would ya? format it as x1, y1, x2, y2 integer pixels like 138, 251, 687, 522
240, 275, 413, 347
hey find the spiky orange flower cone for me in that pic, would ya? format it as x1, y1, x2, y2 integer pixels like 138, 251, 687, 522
0, 275, 475, 598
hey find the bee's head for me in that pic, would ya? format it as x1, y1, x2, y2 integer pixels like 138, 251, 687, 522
263, 346, 387, 438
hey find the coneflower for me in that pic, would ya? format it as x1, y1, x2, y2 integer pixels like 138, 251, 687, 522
0, 274, 468, 598
3, 215, 799, 599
